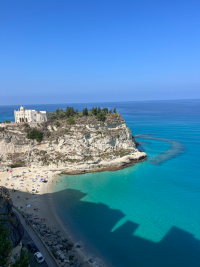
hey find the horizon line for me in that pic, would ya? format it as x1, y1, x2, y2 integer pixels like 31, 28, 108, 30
0, 98, 200, 107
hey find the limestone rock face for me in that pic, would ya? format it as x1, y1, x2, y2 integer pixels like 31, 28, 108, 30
0, 114, 146, 172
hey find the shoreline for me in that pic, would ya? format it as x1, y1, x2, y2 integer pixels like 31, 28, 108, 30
60, 156, 147, 175
46, 158, 146, 267
0, 156, 146, 267
48, 174, 108, 267
0, 167, 93, 266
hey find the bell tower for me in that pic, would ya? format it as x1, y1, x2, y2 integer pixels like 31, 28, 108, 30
20, 106, 25, 111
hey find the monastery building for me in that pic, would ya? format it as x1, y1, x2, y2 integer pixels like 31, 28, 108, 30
14, 106, 50, 123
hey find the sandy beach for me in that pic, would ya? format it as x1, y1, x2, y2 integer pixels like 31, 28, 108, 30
0, 167, 94, 267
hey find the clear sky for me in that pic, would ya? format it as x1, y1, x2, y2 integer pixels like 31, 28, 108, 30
0, 0, 200, 105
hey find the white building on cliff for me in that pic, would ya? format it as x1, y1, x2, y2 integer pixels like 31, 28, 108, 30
14, 106, 50, 123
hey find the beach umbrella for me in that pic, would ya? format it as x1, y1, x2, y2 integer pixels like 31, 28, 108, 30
9, 171, 12, 173
32, 189, 35, 191
40, 178, 43, 181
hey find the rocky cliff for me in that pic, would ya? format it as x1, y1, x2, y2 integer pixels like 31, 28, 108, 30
0, 113, 146, 173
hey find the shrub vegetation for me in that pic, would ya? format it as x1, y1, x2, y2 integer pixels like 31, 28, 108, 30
67, 118, 75, 125
96, 113, 106, 122
27, 128, 43, 142
56, 121, 60, 127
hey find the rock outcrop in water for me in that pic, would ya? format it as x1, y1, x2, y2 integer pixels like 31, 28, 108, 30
136, 134, 185, 165
0, 113, 146, 173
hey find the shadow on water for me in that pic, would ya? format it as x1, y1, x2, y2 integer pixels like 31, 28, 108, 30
136, 134, 186, 166
52, 188, 200, 267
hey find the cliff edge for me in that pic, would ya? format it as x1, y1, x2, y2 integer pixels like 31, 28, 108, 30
0, 113, 146, 173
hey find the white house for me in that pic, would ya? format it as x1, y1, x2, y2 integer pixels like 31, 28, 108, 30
14, 106, 51, 123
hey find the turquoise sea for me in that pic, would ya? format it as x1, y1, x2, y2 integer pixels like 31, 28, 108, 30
1, 100, 200, 267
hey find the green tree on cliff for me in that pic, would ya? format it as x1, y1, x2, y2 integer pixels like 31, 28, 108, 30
83, 108, 88, 116
96, 112, 106, 122
27, 128, 43, 142
102, 108, 108, 115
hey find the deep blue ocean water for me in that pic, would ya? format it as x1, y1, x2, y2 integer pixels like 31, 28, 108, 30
1, 100, 200, 267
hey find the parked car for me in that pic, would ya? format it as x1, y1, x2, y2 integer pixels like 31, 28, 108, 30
34, 252, 44, 264
27, 241, 38, 252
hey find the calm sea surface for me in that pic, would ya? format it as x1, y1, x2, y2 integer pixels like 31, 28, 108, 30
1, 100, 200, 267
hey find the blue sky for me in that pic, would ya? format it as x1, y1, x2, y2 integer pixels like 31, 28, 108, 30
0, 0, 200, 104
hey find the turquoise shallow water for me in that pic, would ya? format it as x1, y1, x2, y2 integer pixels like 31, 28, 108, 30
51, 100, 200, 267
1, 100, 200, 266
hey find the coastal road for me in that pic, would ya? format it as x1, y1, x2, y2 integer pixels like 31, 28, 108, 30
22, 226, 48, 267
14, 208, 58, 267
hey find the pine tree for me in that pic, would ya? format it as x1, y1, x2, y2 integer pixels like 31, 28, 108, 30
83, 108, 88, 116
102, 108, 108, 114
69, 107, 74, 116
94, 107, 97, 115
65, 107, 70, 117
